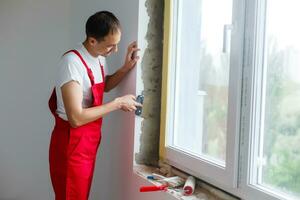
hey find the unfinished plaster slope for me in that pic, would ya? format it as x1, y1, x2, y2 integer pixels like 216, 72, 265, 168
135, 0, 164, 166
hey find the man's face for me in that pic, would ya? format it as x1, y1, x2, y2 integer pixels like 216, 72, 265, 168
92, 30, 121, 57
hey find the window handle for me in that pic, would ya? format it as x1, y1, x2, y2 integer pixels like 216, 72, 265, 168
222, 24, 233, 53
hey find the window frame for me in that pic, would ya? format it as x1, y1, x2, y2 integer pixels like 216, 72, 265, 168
160, 0, 244, 189
239, 0, 300, 200
160, 0, 300, 200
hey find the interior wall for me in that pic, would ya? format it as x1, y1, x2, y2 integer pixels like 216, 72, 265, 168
0, 0, 138, 199
67, 1, 140, 200
67, 0, 168, 200
0, 0, 172, 200
0, 0, 70, 199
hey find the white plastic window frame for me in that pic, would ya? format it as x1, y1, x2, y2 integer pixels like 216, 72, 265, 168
164, 0, 244, 189
238, 0, 299, 200
163, 0, 298, 199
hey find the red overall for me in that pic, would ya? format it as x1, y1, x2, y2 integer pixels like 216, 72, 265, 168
49, 50, 105, 200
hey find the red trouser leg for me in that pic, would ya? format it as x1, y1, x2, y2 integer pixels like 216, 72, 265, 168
66, 127, 100, 200
49, 125, 68, 200
49, 122, 100, 200
87, 137, 101, 198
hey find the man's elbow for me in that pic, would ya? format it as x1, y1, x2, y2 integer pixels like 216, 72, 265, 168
67, 114, 83, 128
68, 119, 81, 128
104, 86, 111, 93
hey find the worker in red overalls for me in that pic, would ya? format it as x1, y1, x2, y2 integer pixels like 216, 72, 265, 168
48, 11, 141, 200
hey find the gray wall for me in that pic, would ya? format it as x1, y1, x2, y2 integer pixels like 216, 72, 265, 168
0, 0, 140, 199
0, 0, 70, 199
67, 1, 140, 200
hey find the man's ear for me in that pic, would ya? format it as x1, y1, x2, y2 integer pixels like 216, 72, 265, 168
89, 37, 97, 46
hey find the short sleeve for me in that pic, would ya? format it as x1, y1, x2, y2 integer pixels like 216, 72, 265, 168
56, 54, 84, 88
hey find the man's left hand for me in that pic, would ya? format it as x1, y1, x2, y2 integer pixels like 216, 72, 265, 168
121, 41, 140, 72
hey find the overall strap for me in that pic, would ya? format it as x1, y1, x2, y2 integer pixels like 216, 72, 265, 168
65, 50, 95, 85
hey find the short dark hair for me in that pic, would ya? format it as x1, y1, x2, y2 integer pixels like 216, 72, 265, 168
85, 11, 121, 41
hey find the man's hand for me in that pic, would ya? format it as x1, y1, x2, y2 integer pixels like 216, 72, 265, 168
104, 42, 140, 92
114, 95, 142, 112
121, 41, 140, 72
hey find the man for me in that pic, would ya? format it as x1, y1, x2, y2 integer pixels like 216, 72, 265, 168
48, 11, 141, 200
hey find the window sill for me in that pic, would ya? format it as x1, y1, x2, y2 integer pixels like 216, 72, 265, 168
133, 164, 239, 200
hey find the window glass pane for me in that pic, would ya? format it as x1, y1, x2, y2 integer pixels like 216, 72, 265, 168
260, 0, 300, 198
173, 0, 233, 162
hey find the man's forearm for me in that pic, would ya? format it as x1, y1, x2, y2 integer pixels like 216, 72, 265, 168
67, 99, 120, 128
105, 41, 139, 92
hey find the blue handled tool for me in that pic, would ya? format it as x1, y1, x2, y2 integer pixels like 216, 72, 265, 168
135, 94, 144, 116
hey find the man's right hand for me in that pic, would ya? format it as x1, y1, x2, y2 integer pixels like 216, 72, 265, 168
114, 95, 142, 112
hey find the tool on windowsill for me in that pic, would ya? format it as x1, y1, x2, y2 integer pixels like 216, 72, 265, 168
140, 174, 185, 193
140, 184, 168, 192
157, 176, 185, 187
146, 173, 167, 180
147, 173, 185, 186
183, 176, 196, 195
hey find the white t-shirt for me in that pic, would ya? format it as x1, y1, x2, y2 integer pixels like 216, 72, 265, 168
55, 43, 107, 121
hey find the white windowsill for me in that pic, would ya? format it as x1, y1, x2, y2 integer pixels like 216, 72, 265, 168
133, 164, 239, 200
